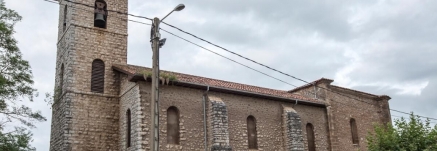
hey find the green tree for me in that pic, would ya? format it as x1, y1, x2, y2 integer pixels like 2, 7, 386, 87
0, 127, 35, 151
0, 0, 46, 149
367, 113, 437, 151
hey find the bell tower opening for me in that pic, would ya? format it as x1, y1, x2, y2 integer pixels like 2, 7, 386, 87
94, 0, 107, 28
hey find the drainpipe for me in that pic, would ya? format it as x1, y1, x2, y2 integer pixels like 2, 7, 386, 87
314, 84, 317, 99
203, 85, 209, 151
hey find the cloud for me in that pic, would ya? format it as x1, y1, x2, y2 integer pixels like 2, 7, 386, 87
4, 0, 437, 150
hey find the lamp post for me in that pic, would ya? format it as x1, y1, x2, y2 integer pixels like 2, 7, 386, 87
150, 4, 185, 151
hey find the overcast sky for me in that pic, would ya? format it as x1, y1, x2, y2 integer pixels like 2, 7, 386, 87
4, 0, 437, 150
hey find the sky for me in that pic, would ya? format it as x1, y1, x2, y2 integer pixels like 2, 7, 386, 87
4, 0, 437, 150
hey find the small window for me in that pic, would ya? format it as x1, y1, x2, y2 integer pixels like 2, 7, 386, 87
94, 0, 107, 28
306, 123, 316, 151
63, 5, 67, 31
91, 59, 104, 93
167, 106, 180, 144
59, 64, 64, 93
126, 109, 131, 148
247, 115, 258, 149
350, 118, 359, 144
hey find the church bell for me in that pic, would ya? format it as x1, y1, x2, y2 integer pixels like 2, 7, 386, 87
95, 13, 105, 22
94, 1, 107, 28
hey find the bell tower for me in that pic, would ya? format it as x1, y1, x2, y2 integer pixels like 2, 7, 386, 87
50, 0, 127, 150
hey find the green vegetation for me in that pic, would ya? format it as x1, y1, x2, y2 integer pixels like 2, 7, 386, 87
142, 70, 178, 85
367, 113, 437, 151
0, 0, 45, 149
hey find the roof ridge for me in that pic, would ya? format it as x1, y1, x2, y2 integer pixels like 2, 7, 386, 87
330, 85, 379, 97
113, 64, 322, 103
288, 77, 334, 93
124, 64, 291, 93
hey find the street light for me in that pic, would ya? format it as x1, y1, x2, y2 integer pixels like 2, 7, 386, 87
161, 4, 185, 22
150, 4, 185, 151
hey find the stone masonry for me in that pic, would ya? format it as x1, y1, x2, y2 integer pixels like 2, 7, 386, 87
290, 78, 391, 151
207, 96, 232, 151
50, 0, 127, 150
50, 0, 391, 150
282, 106, 305, 151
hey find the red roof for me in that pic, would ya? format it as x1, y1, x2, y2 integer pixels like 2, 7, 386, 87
112, 64, 324, 104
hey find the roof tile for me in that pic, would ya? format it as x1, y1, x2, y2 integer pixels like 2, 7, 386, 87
113, 64, 323, 104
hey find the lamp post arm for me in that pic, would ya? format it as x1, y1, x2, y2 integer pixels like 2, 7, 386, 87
161, 10, 175, 22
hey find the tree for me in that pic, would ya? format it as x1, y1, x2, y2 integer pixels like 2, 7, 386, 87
0, 0, 46, 149
367, 113, 437, 151
0, 127, 35, 151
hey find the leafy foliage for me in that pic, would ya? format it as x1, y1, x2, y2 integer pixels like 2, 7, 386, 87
0, 0, 46, 149
0, 0, 46, 128
0, 127, 36, 151
367, 113, 437, 151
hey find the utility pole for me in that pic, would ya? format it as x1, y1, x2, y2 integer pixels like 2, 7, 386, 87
149, 5, 185, 151
150, 17, 160, 151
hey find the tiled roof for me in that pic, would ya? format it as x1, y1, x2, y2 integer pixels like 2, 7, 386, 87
112, 64, 324, 104
287, 78, 334, 93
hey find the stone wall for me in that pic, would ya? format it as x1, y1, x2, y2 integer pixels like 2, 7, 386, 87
207, 96, 232, 151
119, 74, 142, 151
327, 87, 390, 151
133, 82, 330, 151
282, 106, 305, 151
50, 0, 128, 150
291, 83, 391, 151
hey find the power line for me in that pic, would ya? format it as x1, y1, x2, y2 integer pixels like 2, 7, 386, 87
160, 22, 437, 121
159, 27, 425, 118
159, 28, 298, 88
391, 109, 437, 121
42, 0, 437, 121
61, 0, 152, 20
161, 21, 309, 84
391, 115, 437, 124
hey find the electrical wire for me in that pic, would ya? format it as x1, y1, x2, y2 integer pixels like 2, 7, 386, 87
160, 22, 437, 121
159, 28, 417, 116
159, 28, 298, 88
62, 0, 152, 20
42, 0, 437, 121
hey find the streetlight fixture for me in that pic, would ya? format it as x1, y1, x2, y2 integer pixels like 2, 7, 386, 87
150, 4, 185, 151
161, 4, 185, 22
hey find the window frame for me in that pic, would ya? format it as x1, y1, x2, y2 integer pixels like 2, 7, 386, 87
59, 64, 64, 93
306, 123, 316, 151
126, 109, 131, 148
350, 118, 359, 145
167, 106, 180, 145
247, 115, 258, 149
91, 59, 105, 93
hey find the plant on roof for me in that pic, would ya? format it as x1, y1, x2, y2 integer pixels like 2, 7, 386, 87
141, 70, 178, 85
142, 70, 152, 78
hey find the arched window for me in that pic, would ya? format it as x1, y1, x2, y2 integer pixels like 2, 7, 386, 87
94, 0, 107, 28
167, 106, 180, 144
126, 109, 131, 148
59, 64, 64, 93
91, 59, 104, 93
247, 115, 258, 149
350, 118, 359, 144
63, 5, 67, 31
306, 123, 316, 151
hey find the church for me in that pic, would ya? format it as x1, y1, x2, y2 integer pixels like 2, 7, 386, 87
49, 0, 392, 151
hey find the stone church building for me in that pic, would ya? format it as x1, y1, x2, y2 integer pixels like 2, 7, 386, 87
50, 0, 392, 150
